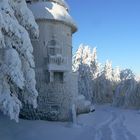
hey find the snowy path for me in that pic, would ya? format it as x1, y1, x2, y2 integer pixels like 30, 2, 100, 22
0, 105, 140, 140
93, 108, 138, 140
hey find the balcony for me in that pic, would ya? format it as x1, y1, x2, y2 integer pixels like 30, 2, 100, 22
47, 55, 69, 71
48, 55, 65, 65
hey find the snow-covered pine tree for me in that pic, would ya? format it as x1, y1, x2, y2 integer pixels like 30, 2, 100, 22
104, 60, 113, 81
73, 44, 93, 102
113, 66, 121, 83
93, 60, 114, 103
90, 47, 100, 79
72, 44, 84, 72
73, 45, 140, 108
0, 0, 39, 122
73, 45, 115, 103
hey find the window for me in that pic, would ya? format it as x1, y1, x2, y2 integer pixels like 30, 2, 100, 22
49, 39, 56, 46
48, 39, 62, 56
54, 72, 64, 83
49, 47, 62, 56
26, 0, 31, 4
49, 47, 55, 55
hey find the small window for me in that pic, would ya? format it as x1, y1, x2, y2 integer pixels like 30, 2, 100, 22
54, 72, 64, 83
49, 40, 56, 46
26, 0, 31, 4
49, 48, 55, 55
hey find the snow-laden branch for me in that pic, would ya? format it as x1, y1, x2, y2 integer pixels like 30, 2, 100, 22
0, 0, 39, 122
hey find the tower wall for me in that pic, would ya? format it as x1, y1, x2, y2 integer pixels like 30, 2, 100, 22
20, 19, 78, 121
20, 0, 91, 121
33, 20, 74, 121
33, 20, 72, 72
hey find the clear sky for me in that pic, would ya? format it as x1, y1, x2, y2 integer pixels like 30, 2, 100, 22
66, 0, 140, 76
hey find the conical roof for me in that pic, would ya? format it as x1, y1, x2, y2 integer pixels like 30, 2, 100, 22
47, 0, 69, 10
28, 0, 68, 9
27, 0, 77, 33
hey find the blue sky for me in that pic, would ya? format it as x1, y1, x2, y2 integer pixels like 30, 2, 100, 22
66, 0, 140, 75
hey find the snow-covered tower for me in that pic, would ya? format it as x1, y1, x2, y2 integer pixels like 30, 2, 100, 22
20, 0, 90, 121
29, 0, 77, 81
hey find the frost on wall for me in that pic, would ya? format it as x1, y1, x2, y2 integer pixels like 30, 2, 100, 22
0, 0, 39, 122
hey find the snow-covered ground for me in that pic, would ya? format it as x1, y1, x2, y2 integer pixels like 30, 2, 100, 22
0, 104, 140, 140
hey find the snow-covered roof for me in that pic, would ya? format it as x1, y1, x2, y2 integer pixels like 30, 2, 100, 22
47, 0, 69, 10
27, 0, 69, 10
28, 1, 77, 33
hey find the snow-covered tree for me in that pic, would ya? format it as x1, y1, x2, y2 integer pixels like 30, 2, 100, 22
113, 66, 121, 83
90, 48, 100, 79
73, 45, 140, 109
73, 44, 104, 103
120, 69, 135, 81
104, 60, 113, 81
92, 60, 114, 103
73, 44, 94, 102
72, 44, 84, 72
113, 69, 140, 109
0, 0, 39, 122
73, 45, 117, 103
78, 63, 93, 102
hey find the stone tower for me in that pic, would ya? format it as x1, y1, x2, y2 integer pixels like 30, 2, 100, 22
22, 0, 91, 121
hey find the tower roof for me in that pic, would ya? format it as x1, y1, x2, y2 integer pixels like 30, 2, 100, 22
27, 0, 69, 10
27, 0, 77, 33
47, 0, 69, 10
